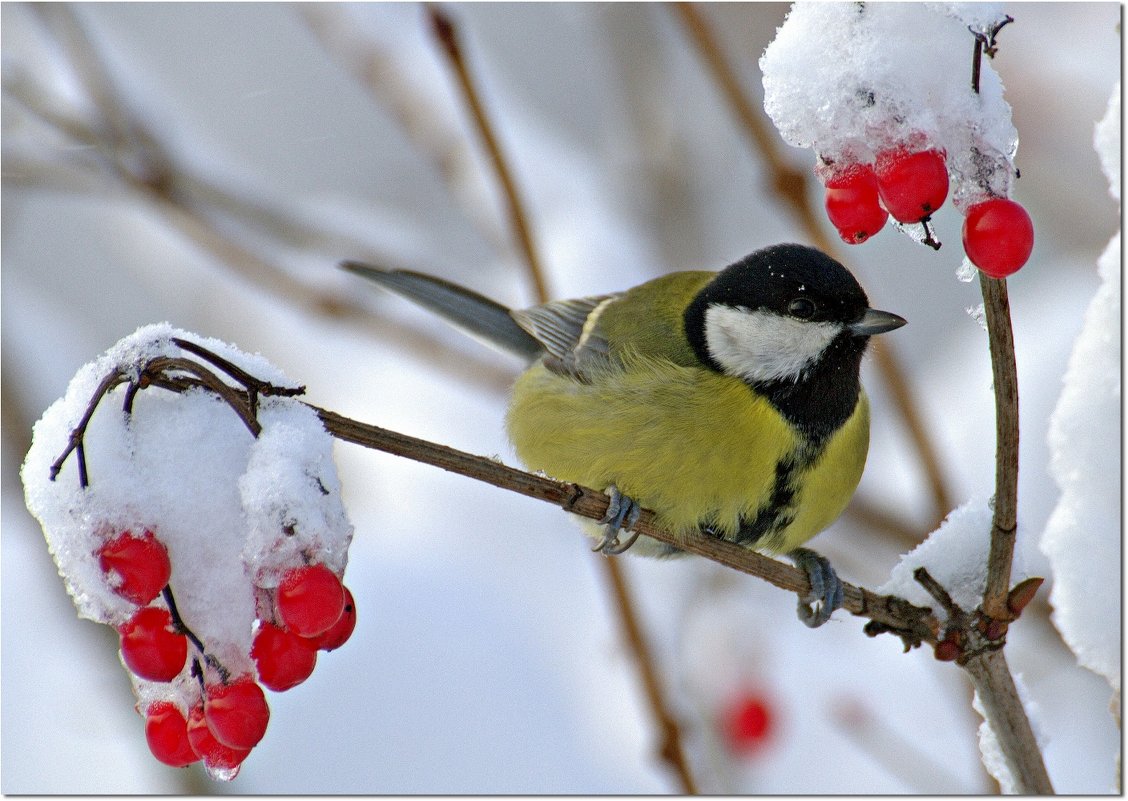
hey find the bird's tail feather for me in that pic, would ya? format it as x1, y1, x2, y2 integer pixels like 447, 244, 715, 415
341, 261, 543, 361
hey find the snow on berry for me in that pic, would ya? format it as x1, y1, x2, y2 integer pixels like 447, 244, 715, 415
761, 3, 1020, 225
98, 529, 172, 605
20, 323, 355, 780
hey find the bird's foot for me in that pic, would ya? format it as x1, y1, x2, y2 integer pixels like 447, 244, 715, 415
790, 547, 844, 628
592, 485, 642, 555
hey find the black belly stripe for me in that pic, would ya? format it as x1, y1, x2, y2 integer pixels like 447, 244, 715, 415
732, 439, 823, 548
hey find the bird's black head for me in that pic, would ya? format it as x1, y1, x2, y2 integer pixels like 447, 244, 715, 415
684, 244, 904, 439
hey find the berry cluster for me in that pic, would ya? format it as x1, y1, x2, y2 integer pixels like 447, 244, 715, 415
23, 328, 356, 782
101, 532, 359, 775
817, 145, 1033, 278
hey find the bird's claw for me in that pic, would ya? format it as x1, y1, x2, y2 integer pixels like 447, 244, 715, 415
791, 547, 844, 628
593, 485, 642, 555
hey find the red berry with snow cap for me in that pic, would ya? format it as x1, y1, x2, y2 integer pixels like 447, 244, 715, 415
875, 147, 949, 223
99, 529, 172, 606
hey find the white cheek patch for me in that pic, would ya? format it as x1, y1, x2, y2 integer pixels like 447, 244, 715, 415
704, 305, 843, 383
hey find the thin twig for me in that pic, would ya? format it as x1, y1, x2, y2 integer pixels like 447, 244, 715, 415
426, 4, 552, 304
426, 8, 699, 790
673, 2, 954, 531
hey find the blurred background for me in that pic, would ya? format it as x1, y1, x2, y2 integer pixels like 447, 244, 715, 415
2, 2, 1120, 793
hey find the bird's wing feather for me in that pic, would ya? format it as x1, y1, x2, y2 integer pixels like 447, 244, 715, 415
510, 294, 621, 380
341, 261, 544, 361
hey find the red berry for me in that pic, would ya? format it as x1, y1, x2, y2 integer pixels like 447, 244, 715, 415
875, 148, 949, 223
204, 676, 270, 750
721, 693, 775, 754
144, 701, 199, 767
308, 586, 356, 652
962, 198, 1034, 278
252, 623, 318, 691
275, 564, 345, 637
823, 163, 889, 244
98, 529, 171, 605
187, 704, 251, 775
119, 607, 188, 682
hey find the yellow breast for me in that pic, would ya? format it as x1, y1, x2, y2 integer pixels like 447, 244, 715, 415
506, 353, 870, 555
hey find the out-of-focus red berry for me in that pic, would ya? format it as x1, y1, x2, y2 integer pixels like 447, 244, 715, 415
962, 197, 1034, 278
721, 692, 775, 755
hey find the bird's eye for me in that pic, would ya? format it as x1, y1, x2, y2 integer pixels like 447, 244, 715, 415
788, 297, 816, 319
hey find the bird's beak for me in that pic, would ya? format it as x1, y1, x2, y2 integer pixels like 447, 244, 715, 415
850, 308, 907, 336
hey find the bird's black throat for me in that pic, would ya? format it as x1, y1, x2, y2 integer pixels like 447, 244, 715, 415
752, 331, 867, 445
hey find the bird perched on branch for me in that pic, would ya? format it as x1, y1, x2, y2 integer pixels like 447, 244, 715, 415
343, 244, 905, 626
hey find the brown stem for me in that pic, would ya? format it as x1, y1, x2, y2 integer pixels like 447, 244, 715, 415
426, 6, 697, 791
976, 275, 1020, 621
426, 4, 551, 304
963, 650, 1053, 793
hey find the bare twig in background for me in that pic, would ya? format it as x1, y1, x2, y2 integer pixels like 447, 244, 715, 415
673, 2, 955, 535
424, 6, 696, 792
427, 4, 552, 305
2, 5, 517, 397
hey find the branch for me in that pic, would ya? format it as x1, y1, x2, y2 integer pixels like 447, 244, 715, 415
315, 407, 937, 643
963, 651, 1053, 793
977, 274, 1020, 621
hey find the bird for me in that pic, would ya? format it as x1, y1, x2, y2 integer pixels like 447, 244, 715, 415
342, 244, 905, 626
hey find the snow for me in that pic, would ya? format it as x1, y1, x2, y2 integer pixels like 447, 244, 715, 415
878, 496, 1028, 617
761, 2, 1019, 213
20, 324, 352, 779
1039, 82, 1122, 696
3, 2, 1121, 794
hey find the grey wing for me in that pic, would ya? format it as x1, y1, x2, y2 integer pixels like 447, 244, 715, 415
510, 294, 621, 380
342, 261, 544, 361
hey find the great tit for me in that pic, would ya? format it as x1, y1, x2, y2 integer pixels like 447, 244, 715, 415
343, 244, 905, 626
